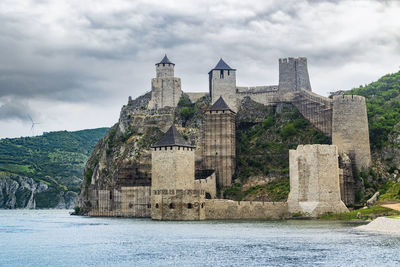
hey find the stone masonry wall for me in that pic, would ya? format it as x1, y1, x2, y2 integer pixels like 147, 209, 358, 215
88, 186, 151, 217
148, 77, 182, 109
287, 144, 348, 216
204, 199, 289, 220
332, 95, 371, 169
291, 90, 333, 137
194, 172, 217, 199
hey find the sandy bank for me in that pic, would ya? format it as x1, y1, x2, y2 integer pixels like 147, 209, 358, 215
357, 217, 400, 234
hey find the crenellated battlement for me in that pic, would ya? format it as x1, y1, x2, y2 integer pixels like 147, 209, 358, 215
333, 94, 366, 103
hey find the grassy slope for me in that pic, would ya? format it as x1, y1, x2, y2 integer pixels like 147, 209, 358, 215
0, 128, 108, 207
225, 104, 330, 201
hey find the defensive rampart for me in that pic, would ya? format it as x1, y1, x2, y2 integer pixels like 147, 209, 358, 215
204, 199, 289, 220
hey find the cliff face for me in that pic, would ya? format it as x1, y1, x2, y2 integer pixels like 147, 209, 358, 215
77, 93, 207, 213
0, 172, 76, 209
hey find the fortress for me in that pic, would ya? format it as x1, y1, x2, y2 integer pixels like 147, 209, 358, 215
82, 55, 371, 220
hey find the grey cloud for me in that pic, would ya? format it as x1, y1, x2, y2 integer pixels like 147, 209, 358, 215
0, 98, 36, 122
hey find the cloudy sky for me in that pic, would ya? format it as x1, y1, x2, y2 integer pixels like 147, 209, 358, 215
0, 0, 399, 138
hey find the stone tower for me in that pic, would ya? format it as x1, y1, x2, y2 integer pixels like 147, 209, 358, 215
208, 59, 238, 111
332, 95, 371, 170
151, 125, 205, 220
202, 96, 236, 188
278, 57, 312, 94
287, 145, 349, 216
148, 55, 182, 109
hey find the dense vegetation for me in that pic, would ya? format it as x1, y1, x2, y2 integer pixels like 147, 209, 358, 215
224, 103, 330, 201
345, 71, 400, 149
0, 128, 108, 207
344, 71, 400, 203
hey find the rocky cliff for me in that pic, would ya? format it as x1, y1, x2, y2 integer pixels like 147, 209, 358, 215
0, 172, 76, 209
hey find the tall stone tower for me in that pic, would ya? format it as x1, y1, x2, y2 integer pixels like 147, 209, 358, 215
151, 125, 205, 220
202, 96, 236, 188
148, 55, 182, 109
278, 57, 312, 94
208, 59, 238, 111
332, 95, 371, 170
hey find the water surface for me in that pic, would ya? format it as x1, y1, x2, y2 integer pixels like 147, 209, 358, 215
0, 210, 399, 266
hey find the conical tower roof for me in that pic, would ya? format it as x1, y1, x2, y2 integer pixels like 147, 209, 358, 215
152, 125, 194, 148
210, 96, 234, 112
156, 54, 174, 65
211, 58, 235, 70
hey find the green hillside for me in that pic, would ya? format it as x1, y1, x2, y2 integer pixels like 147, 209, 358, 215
0, 128, 108, 207
346, 71, 400, 149
346, 70, 400, 202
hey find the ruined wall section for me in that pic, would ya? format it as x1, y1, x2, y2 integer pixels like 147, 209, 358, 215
202, 110, 236, 188
204, 200, 289, 220
88, 186, 151, 217
194, 172, 217, 199
338, 152, 355, 206
287, 145, 348, 216
236, 86, 280, 106
291, 90, 333, 137
332, 95, 371, 169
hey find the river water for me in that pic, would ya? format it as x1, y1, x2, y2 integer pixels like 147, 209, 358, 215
0, 210, 399, 266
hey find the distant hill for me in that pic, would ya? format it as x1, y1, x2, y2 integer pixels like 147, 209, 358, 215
0, 128, 108, 208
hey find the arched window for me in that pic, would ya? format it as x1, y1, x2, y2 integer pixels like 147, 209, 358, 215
220, 70, 224, 78
155, 203, 159, 208
187, 203, 193, 209
205, 192, 212, 199
169, 203, 175, 209
147, 203, 151, 209
201, 203, 204, 208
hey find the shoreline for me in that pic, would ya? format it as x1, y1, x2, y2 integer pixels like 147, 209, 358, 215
357, 216, 400, 234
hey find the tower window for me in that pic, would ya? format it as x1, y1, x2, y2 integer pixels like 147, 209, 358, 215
228, 70, 230, 75
220, 70, 224, 78
169, 203, 175, 209
187, 203, 193, 209
155, 203, 159, 208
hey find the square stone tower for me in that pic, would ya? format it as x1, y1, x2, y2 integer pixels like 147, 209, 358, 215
287, 144, 348, 217
208, 59, 238, 112
148, 55, 182, 109
151, 125, 205, 220
202, 97, 236, 188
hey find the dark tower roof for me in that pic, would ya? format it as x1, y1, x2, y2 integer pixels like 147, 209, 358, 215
210, 96, 235, 113
152, 125, 194, 148
211, 58, 235, 71
156, 54, 175, 66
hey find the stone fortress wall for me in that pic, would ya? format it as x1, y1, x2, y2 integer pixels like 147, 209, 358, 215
86, 55, 372, 220
208, 57, 371, 171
